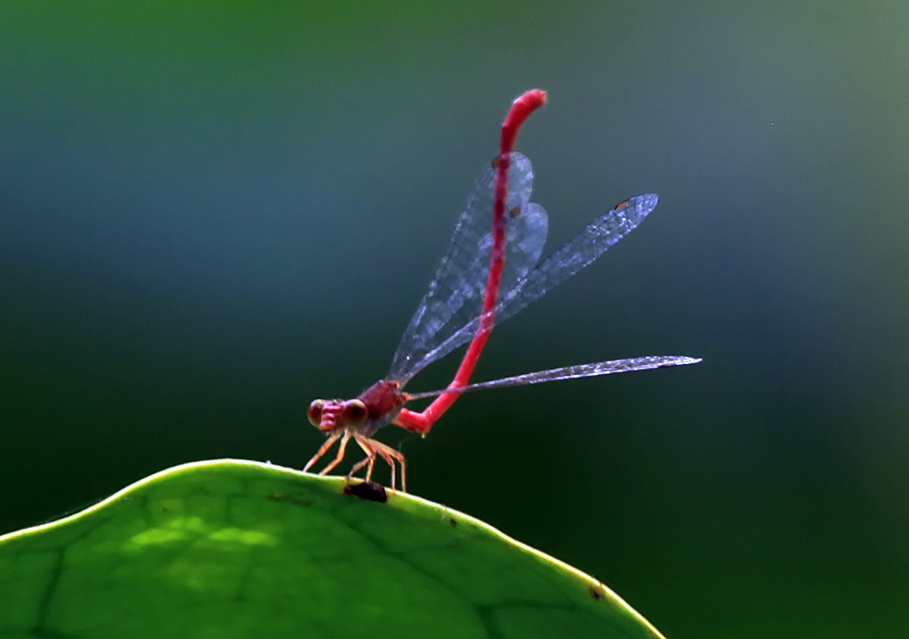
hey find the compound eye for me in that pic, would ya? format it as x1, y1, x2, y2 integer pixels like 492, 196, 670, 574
342, 399, 368, 427
307, 400, 324, 426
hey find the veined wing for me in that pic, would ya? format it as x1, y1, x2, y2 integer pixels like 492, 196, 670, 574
388, 153, 548, 383
406, 355, 701, 400
408, 194, 660, 375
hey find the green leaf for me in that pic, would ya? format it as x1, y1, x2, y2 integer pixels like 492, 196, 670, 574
0, 460, 665, 638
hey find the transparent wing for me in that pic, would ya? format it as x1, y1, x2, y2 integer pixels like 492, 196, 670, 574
408, 194, 660, 377
388, 153, 549, 382
406, 356, 701, 400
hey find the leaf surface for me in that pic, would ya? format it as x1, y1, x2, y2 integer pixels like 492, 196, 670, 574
0, 459, 664, 639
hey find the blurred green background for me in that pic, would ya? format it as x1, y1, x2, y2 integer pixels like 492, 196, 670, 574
1, 2, 907, 637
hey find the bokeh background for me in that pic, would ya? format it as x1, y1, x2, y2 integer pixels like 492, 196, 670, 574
2, 2, 907, 637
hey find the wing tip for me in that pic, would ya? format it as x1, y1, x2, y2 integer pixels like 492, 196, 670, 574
639, 193, 659, 212
614, 193, 659, 220
663, 356, 702, 367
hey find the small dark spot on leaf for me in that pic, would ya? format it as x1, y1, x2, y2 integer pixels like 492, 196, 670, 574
344, 481, 388, 503
589, 586, 603, 600
449, 517, 458, 527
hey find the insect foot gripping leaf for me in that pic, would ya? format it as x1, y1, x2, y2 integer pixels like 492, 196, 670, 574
0, 460, 668, 639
